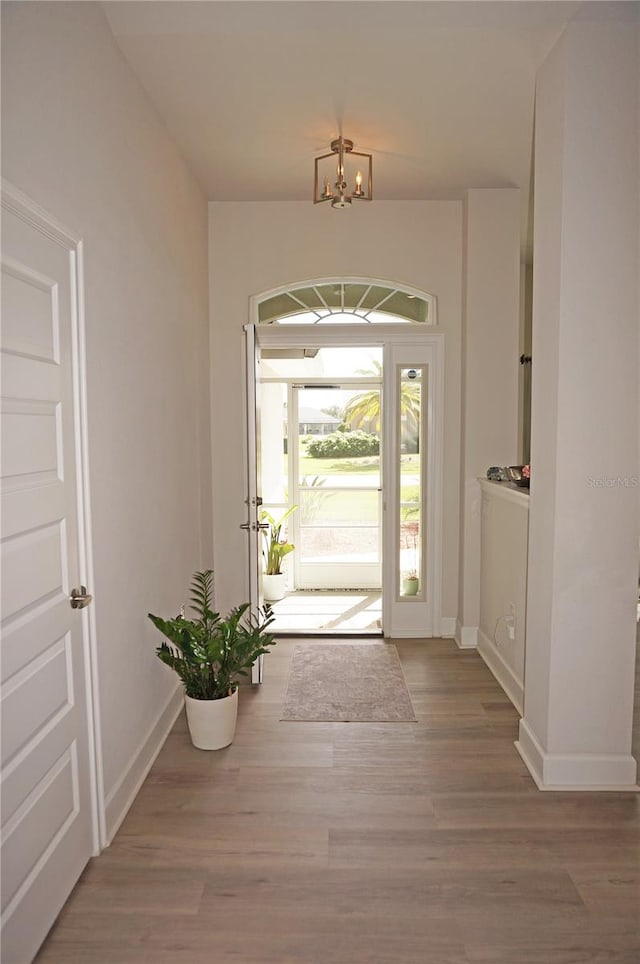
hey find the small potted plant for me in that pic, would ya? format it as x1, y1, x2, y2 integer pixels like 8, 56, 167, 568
148, 570, 275, 749
402, 569, 420, 597
260, 505, 297, 602
401, 515, 420, 596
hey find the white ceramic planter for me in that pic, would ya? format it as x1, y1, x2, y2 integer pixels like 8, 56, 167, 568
184, 687, 238, 750
263, 572, 286, 602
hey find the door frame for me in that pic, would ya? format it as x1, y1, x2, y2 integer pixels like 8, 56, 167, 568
245, 321, 445, 637
2, 180, 104, 850
244, 323, 266, 681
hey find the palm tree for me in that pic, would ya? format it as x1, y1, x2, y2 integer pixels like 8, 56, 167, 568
342, 362, 421, 437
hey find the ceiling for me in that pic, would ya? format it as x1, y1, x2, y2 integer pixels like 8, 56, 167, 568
102, 1, 632, 252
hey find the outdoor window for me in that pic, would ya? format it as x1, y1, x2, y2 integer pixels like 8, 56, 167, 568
398, 366, 426, 599
257, 281, 435, 326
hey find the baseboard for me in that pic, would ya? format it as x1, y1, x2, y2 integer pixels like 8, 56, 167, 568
516, 718, 639, 791
391, 628, 435, 638
454, 620, 478, 649
477, 627, 524, 713
440, 617, 456, 638
104, 683, 183, 843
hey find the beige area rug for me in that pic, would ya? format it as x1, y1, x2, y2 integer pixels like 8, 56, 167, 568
281, 643, 416, 722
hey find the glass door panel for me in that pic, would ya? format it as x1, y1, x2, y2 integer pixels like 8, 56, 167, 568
294, 385, 382, 590
398, 367, 426, 599
259, 382, 288, 506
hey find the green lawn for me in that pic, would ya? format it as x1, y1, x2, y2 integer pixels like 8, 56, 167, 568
289, 439, 419, 478
298, 454, 381, 476
301, 490, 380, 524
273, 441, 420, 525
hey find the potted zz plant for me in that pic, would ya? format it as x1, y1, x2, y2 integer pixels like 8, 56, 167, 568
260, 505, 297, 602
148, 570, 275, 750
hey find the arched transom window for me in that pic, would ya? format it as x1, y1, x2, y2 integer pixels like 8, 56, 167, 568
256, 280, 436, 326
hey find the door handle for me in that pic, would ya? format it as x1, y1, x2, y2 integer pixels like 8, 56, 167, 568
257, 522, 270, 531
70, 586, 93, 610
239, 522, 251, 530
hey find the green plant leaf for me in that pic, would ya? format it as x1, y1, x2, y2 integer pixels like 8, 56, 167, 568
260, 506, 298, 574
148, 571, 276, 700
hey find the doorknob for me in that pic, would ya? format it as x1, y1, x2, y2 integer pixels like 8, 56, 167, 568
70, 586, 93, 610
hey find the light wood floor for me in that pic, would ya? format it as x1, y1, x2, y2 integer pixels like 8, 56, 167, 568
37, 639, 640, 964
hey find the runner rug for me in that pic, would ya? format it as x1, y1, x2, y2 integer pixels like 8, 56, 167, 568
281, 643, 416, 722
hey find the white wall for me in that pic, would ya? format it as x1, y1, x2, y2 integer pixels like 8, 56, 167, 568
478, 482, 529, 713
209, 201, 462, 620
457, 189, 521, 647
519, 263, 533, 464
520, 18, 639, 788
2, 2, 212, 836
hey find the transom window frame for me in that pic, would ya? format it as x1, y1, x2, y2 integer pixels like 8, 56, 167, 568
251, 277, 438, 327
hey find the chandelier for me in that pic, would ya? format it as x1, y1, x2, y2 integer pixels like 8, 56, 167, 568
313, 136, 373, 208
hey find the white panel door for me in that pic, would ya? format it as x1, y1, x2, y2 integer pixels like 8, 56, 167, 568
1, 187, 96, 963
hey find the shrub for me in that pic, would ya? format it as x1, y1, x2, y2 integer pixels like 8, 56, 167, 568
306, 431, 380, 459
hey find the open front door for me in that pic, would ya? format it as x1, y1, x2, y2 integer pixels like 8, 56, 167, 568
244, 324, 266, 682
